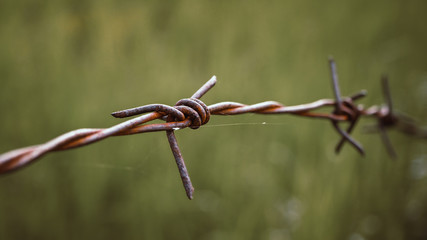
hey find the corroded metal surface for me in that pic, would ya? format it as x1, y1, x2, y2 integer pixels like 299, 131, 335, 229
0, 59, 425, 199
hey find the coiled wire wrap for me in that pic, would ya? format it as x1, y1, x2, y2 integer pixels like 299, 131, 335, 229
1, 59, 426, 199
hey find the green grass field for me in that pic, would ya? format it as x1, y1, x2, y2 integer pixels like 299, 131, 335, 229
1, 0, 427, 239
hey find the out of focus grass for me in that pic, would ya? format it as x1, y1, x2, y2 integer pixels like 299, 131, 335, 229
1, 0, 427, 239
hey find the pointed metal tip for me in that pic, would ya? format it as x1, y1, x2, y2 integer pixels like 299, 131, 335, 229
209, 75, 217, 85
191, 75, 217, 99
350, 90, 368, 101
187, 190, 194, 200
111, 111, 125, 118
186, 185, 194, 200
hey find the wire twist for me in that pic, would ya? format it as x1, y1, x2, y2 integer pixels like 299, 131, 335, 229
0, 58, 425, 199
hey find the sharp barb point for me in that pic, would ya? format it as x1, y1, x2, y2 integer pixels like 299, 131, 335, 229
1, 66, 423, 199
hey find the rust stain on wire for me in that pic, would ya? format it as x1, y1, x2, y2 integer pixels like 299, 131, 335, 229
0, 58, 425, 199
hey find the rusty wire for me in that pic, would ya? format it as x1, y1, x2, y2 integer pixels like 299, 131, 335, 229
0, 58, 425, 199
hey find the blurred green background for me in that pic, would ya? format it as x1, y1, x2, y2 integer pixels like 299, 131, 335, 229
1, 0, 427, 239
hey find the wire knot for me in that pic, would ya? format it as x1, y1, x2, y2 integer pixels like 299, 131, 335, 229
111, 99, 210, 130
171, 98, 210, 129
336, 97, 362, 122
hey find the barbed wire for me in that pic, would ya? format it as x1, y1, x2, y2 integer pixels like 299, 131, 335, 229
0, 57, 425, 199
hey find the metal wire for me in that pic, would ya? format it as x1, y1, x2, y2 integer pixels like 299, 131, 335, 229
0, 58, 425, 199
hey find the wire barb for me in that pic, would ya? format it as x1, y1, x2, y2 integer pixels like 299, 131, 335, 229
0, 61, 425, 199
112, 75, 215, 199
328, 57, 365, 155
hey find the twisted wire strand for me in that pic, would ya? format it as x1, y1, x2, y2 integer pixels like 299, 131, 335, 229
0, 91, 408, 172
0, 97, 344, 173
1, 61, 425, 199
